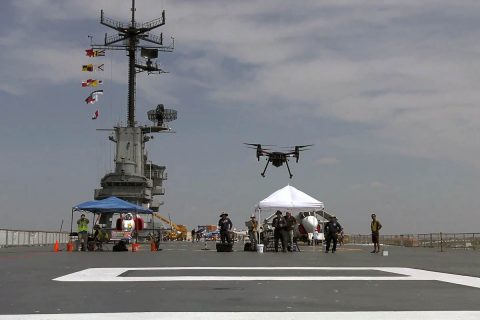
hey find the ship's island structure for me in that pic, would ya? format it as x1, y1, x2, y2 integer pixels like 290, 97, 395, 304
87, 0, 177, 233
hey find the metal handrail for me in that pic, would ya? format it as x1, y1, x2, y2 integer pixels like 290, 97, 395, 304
346, 233, 480, 250
0, 229, 69, 247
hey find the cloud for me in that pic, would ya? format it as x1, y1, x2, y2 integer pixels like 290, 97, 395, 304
370, 181, 385, 189
314, 157, 338, 166
3, 0, 480, 169
350, 181, 386, 191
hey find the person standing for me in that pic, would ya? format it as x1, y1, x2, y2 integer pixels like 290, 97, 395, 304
324, 215, 342, 253
77, 213, 89, 251
337, 228, 345, 246
248, 214, 258, 247
218, 212, 233, 244
284, 212, 297, 252
272, 210, 287, 252
191, 229, 196, 243
370, 213, 382, 253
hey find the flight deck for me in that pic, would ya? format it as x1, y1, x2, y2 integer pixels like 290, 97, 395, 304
1, 242, 479, 319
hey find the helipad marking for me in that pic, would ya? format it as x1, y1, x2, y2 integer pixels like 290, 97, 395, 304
2, 311, 480, 320
53, 267, 480, 289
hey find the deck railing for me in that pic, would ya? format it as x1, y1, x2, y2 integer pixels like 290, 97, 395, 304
346, 233, 480, 250
2, 228, 479, 250
0, 229, 69, 247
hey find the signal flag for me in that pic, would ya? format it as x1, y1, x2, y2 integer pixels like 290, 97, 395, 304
82, 64, 104, 72
86, 48, 106, 57
82, 79, 103, 87
85, 90, 104, 104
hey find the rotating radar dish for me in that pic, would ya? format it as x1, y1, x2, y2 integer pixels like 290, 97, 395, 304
147, 104, 178, 127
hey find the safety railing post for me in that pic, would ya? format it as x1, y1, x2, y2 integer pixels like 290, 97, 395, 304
440, 232, 443, 252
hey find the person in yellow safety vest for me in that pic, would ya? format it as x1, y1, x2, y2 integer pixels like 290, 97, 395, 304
77, 213, 89, 251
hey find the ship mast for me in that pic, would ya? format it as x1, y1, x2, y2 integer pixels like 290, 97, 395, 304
93, 0, 173, 126
91, 0, 177, 211
127, 0, 136, 127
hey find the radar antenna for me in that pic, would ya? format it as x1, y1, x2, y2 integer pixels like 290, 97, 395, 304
147, 104, 178, 129
91, 0, 174, 127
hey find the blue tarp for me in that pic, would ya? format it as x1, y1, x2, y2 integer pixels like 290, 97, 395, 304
73, 196, 153, 214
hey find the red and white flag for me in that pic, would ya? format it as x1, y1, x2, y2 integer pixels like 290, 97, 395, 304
91, 110, 99, 120
85, 90, 104, 104
85, 95, 96, 104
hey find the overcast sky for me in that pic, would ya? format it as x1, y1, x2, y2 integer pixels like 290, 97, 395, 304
1, 0, 480, 234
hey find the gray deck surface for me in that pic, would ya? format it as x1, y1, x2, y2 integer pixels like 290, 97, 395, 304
1, 242, 479, 315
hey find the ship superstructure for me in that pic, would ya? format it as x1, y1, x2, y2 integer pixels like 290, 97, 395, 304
90, 0, 177, 215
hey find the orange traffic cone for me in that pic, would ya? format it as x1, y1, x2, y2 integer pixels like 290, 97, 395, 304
66, 241, 74, 252
132, 243, 140, 252
53, 240, 59, 252
150, 242, 157, 252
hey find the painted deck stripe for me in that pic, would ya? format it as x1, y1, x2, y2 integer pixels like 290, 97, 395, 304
1, 311, 480, 320
55, 276, 412, 281
53, 267, 480, 289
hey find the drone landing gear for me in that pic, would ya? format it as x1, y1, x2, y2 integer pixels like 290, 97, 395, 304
285, 160, 293, 179
261, 159, 270, 177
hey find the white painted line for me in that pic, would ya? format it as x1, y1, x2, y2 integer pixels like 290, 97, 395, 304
2, 311, 480, 320
52, 267, 480, 289
53, 266, 403, 282
57, 275, 410, 281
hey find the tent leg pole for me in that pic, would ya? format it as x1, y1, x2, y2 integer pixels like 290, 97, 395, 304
70, 208, 74, 235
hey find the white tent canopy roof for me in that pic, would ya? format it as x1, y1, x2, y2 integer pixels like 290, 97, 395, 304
255, 185, 324, 211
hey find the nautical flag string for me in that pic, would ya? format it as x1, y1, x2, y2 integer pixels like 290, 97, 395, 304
82, 48, 105, 119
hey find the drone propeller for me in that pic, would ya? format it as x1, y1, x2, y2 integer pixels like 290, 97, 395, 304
244, 143, 275, 161
244, 143, 276, 147
246, 146, 273, 153
295, 144, 314, 149
293, 144, 313, 163
279, 145, 313, 150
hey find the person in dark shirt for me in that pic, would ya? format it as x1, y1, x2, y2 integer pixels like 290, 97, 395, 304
324, 215, 342, 253
370, 213, 383, 253
247, 214, 259, 247
284, 212, 297, 252
272, 210, 287, 252
218, 212, 233, 244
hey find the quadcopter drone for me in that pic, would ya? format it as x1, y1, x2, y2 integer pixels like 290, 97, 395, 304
244, 143, 313, 178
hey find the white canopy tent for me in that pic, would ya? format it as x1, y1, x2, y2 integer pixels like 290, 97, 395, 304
255, 185, 325, 223
254, 185, 326, 245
